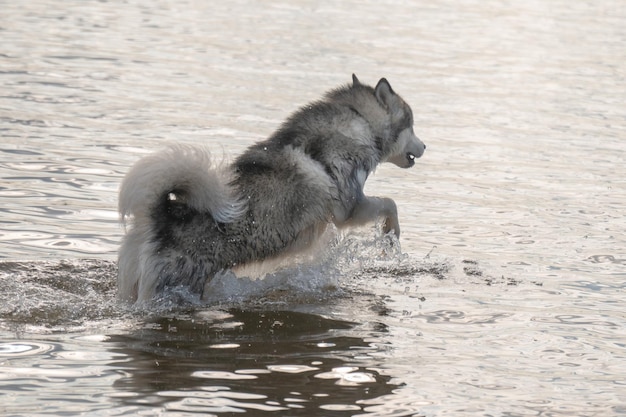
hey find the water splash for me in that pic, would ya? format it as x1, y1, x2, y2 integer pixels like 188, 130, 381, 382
0, 229, 454, 334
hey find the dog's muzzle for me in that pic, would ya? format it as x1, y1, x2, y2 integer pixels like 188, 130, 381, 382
406, 142, 426, 167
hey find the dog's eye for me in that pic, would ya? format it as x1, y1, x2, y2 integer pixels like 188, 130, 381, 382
167, 192, 178, 201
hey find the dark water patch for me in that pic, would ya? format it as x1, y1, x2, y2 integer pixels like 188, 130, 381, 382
586, 254, 626, 265
0, 117, 84, 129
461, 259, 529, 287
414, 310, 514, 325
363, 260, 450, 280
0, 148, 44, 156
107, 309, 400, 415
44, 55, 118, 61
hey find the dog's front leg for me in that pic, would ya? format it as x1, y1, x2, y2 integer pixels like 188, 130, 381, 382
337, 196, 400, 237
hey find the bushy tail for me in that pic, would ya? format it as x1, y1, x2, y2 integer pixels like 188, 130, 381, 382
117, 145, 245, 303
119, 144, 245, 227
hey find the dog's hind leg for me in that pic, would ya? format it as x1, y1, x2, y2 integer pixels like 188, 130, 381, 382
337, 196, 400, 237
152, 255, 213, 298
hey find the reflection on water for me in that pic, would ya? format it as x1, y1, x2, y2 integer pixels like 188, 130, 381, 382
0, 313, 403, 415
1, 0, 626, 415
109, 311, 398, 415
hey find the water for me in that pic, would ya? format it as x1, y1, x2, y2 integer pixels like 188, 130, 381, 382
1, 0, 625, 415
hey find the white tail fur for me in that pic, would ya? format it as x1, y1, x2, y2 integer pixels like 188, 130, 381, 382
119, 144, 246, 226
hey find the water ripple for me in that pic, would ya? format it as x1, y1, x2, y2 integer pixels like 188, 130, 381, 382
0, 341, 54, 357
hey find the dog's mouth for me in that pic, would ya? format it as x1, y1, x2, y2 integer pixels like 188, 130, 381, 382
388, 147, 424, 168
406, 152, 416, 167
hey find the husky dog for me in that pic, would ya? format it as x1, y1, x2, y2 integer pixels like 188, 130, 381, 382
118, 75, 425, 302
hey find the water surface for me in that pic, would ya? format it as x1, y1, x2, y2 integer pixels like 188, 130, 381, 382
1, 0, 625, 415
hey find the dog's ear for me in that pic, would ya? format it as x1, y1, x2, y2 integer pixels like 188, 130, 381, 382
352, 73, 361, 86
375, 78, 396, 108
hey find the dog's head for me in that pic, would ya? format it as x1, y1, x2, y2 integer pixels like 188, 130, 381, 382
353, 74, 426, 168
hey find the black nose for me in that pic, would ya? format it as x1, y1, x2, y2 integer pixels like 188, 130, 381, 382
423, 144, 426, 149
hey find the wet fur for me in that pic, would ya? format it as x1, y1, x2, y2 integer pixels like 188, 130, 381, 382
118, 75, 425, 303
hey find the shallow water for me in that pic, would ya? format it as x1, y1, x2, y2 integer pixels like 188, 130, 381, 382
1, 0, 625, 415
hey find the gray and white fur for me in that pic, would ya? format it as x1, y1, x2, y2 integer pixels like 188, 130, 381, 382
118, 75, 425, 303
